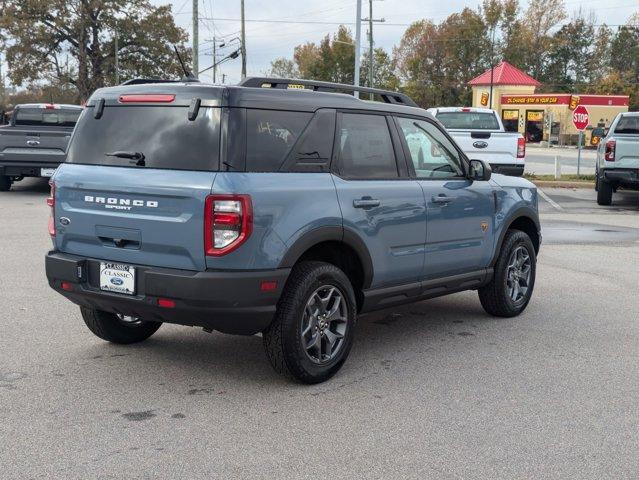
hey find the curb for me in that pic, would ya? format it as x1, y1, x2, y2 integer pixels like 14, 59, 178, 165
531, 180, 594, 189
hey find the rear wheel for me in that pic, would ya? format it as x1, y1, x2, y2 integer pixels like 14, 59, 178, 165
479, 230, 536, 317
0, 175, 12, 191
597, 179, 613, 206
80, 307, 161, 344
263, 261, 357, 384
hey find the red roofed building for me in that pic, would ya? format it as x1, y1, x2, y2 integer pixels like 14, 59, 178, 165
468, 61, 629, 145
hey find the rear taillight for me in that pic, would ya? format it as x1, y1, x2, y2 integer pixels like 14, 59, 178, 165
204, 194, 253, 256
604, 139, 616, 161
47, 181, 55, 236
517, 137, 526, 158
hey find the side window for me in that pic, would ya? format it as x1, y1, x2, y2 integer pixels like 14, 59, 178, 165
396, 117, 464, 179
337, 113, 398, 179
246, 109, 312, 172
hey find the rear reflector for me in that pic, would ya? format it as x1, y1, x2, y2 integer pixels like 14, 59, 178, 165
119, 94, 175, 103
157, 298, 176, 308
260, 281, 278, 292
61, 282, 73, 291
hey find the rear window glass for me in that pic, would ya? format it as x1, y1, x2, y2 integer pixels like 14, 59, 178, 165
614, 116, 639, 134
246, 109, 312, 172
15, 108, 81, 127
66, 106, 220, 171
436, 112, 500, 130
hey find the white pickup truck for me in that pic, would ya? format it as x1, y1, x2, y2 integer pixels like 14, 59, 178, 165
595, 112, 639, 205
428, 107, 526, 176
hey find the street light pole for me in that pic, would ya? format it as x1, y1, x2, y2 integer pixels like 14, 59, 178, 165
354, 0, 362, 98
240, 0, 247, 79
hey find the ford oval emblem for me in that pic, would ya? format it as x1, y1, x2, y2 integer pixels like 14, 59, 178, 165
110, 277, 124, 286
473, 141, 488, 149
59, 217, 71, 226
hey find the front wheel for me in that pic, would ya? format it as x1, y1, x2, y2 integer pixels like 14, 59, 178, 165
80, 307, 161, 344
263, 261, 357, 384
479, 230, 536, 317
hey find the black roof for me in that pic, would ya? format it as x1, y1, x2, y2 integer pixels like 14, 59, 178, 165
86, 77, 431, 118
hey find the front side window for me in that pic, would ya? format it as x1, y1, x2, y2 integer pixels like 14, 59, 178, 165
337, 113, 398, 179
397, 117, 464, 179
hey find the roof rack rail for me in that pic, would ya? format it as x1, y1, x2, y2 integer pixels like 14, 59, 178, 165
120, 75, 200, 86
238, 77, 418, 108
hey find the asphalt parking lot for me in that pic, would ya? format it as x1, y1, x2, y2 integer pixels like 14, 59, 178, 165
2, 178, 639, 479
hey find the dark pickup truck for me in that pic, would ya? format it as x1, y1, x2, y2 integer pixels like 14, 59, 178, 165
0, 103, 83, 191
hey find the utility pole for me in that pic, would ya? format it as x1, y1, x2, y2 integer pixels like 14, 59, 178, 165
114, 20, 119, 84
240, 0, 246, 79
488, 27, 495, 109
363, 1, 384, 99
212, 40, 217, 83
368, 0, 373, 99
192, 0, 199, 77
354, 0, 362, 98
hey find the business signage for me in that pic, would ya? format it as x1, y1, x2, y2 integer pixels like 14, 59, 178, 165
569, 95, 580, 110
527, 111, 544, 122
502, 109, 519, 120
503, 95, 563, 105
480, 92, 489, 106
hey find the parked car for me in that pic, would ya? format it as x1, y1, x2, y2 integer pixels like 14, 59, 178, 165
428, 107, 526, 176
45, 78, 541, 383
0, 103, 83, 191
596, 112, 639, 205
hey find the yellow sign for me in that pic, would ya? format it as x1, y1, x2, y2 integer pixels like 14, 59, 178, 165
527, 111, 544, 122
480, 92, 489, 107
591, 135, 601, 146
287, 84, 306, 90
502, 110, 519, 121
505, 96, 559, 105
569, 95, 580, 110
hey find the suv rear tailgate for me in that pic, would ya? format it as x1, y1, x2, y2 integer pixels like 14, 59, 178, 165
54, 164, 216, 271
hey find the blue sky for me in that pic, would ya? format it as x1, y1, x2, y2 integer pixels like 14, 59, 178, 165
156, 0, 639, 84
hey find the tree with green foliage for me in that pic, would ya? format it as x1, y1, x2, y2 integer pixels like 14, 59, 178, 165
0, 0, 190, 102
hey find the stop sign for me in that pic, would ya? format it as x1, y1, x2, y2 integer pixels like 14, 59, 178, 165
572, 105, 589, 130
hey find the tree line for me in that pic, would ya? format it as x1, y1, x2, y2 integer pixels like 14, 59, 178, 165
269, 0, 639, 110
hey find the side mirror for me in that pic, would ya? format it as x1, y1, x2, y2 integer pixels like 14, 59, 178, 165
468, 159, 492, 181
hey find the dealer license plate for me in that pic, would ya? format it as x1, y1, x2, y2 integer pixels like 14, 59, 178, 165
100, 262, 136, 295
40, 168, 56, 177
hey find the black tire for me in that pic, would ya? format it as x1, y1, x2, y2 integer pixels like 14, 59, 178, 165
0, 175, 11, 192
594, 168, 599, 191
597, 179, 613, 206
80, 307, 161, 344
479, 230, 536, 318
263, 261, 357, 384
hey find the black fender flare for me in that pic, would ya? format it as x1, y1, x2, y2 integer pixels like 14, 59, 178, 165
279, 226, 374, 289
490, 207, 541, 267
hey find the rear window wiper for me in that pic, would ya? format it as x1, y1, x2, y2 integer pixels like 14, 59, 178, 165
105, 151, 146, 166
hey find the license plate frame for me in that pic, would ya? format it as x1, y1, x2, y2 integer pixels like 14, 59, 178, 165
40, 168, 56, 177
99, 262, 136, 295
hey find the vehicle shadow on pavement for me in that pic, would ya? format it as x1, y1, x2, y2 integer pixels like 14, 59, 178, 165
68, 292, 509, 389
2, 177, 50, 194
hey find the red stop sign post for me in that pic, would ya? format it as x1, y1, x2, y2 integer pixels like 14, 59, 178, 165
572, 105, 589, 176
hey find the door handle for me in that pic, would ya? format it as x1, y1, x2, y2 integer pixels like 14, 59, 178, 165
431, 195, 456, 204
353, 198, 381, 209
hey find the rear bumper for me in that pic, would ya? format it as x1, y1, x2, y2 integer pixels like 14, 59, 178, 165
489, 163, 524, 177
0, 161, 61, 178
602, 168, 639, 187
45, 251, 290, 335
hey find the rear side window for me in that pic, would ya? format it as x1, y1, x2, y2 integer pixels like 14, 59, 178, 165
436, 112, 499, 130
614, 116, 639, 134
246, 109, 312, 172
66, 106, 220, 171
337, 113, 398, 179
15, 108, 81, 127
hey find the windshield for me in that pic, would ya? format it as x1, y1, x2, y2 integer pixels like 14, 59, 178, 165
436, 112, 500, 130
15, 108, 81, 127
66, 106, 220, 171
614, 116, 639, 134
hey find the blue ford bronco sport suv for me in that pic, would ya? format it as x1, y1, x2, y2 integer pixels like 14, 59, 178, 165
45, 77, 541, 383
